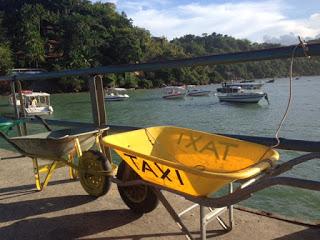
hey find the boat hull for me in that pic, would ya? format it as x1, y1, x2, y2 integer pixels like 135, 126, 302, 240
12, 106, 54, 116
187, 90, 211, 96
163, 93, 185, 99
217, 93, 265, 103
105, 96, 129, 101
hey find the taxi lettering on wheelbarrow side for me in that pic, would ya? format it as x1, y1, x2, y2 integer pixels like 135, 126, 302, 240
117, 151, 201, 196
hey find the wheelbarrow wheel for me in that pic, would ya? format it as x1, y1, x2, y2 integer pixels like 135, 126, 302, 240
79, 150, 112, 197
117, 160, 159, 214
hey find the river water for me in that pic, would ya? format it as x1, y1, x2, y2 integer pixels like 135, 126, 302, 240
0, 76, 319, 220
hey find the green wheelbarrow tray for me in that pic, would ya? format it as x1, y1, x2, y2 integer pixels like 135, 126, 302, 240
0, 127, 109, 160
0, 117, 24, 134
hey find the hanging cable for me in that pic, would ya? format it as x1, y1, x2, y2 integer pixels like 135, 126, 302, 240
271, 36, 310, 149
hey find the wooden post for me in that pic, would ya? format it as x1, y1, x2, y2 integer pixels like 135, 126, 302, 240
88, 75, 112, 161
89, 75, 106, 126
10, 80, 22, 136
16, 80, 28, 135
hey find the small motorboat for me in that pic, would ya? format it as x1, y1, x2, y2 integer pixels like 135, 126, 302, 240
186, 86, 211, 96
105, 88, 129, 101
162, 86, 186, 99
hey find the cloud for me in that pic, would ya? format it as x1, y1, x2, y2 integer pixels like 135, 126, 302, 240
263, 33, 300, 45
114, 0, 320, 43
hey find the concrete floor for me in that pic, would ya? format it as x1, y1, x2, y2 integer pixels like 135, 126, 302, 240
0, 149, 319, 240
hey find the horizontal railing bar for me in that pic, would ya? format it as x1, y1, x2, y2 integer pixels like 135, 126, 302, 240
25, 118, 320, 152
186, 177, 320, 208
0, 43, 320, 82
221, 134, 320, 153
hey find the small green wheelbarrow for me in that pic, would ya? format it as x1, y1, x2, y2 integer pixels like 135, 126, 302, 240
0, 124, 113, 197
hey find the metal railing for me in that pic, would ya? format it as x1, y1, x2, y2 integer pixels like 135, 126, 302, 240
0, 43, 320, 82
1, 43, 320, 152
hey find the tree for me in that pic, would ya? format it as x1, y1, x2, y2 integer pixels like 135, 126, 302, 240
20, 4, 46, 67
0, 43, 13, 75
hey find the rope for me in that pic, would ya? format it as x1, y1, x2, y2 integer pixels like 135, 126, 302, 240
271, 37, 309, 149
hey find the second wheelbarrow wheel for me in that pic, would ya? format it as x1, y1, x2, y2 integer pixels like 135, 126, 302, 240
117, 160, 159, 214
79, 150, 112, 197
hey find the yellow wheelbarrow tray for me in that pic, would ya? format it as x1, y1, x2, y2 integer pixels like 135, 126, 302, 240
103, 126, 279, 197
103, 126, 320, 240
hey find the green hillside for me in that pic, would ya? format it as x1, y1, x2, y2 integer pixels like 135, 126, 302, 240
0, 0, 319, 93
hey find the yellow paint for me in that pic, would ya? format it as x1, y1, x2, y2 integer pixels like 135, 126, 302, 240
32, 158, 42, 191
103, 126, 279, 197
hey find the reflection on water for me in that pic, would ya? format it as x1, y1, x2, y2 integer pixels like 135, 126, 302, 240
0, 76, 319, 220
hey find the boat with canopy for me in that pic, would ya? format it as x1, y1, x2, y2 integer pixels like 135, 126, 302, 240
9, 90, 53, 116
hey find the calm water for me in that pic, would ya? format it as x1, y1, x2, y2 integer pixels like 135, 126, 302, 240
0, 76, 319, 220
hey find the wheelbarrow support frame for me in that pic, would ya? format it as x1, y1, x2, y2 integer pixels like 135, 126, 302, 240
113, 152, 320, 240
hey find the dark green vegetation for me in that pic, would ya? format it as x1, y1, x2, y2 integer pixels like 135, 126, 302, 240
0, 0, 320, 93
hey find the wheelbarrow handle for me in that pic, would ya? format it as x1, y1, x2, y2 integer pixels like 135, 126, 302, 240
185, 177, 320, 208
0, 131, 27, 155
111, 152, 320, 209
34, 115, 52, 131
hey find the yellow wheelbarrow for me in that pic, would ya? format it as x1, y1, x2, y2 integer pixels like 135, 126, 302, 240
0, 126, 113, 197
103, 126, 320, 240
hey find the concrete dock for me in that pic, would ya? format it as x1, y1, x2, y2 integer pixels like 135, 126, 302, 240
0, 149, 319, 240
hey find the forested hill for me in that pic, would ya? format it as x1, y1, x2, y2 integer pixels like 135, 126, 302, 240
0, 0, 319, 93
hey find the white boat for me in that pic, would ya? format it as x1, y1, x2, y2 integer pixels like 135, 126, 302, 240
216, 83, 268, 103
105, 88, 129, 101
162, 86, 186, 99
225, 82, 264, 89
9, 90, 54, 116
186, 86, 211, 96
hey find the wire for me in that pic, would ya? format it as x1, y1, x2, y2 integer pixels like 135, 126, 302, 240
271, 37, 309, 149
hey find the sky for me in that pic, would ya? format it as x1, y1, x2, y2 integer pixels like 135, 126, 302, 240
94, 0, 320, 44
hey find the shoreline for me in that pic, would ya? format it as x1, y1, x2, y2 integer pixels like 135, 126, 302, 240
0, 75, 318, 96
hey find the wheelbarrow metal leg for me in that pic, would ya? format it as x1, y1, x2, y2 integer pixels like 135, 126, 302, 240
39, 161, 65, 173
32, 158, 42, 191
32, 158, 58, 191
178, 203, 199, 217
154, 189, 193, 240
74, 137, 82, 157
228, 183, 234, 229
42, 161, 58, 189
200, 205, 207, 240
69, 137, 82, 179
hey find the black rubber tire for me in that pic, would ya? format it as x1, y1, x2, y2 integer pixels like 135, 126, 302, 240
117, 161, 159, 214
79, 150, 112, 197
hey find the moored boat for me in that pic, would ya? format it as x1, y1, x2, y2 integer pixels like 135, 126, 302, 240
162, 86, 186, 99
216, 83, 267, 103
186, 85, 211, 96
105, 88, 129, 101
225, 82, 264, 89
9, 91, 54, 116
